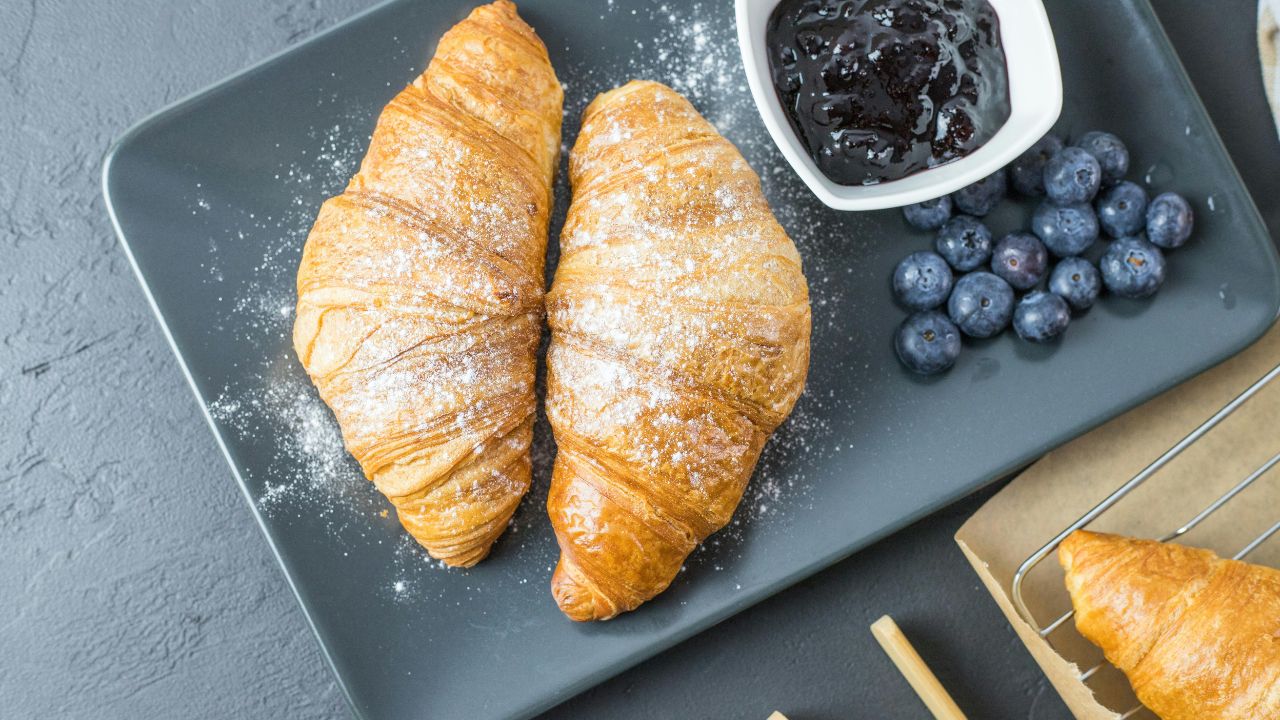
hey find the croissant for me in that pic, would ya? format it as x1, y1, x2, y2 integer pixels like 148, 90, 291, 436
545, 80, 811, 621
292, 0, 561, 567
1059, 530, 1280, 719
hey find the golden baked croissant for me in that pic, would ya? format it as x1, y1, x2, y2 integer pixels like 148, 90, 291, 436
292, 0, 561, 567
1059, 530, 1280, 719
545, 80, 811, 621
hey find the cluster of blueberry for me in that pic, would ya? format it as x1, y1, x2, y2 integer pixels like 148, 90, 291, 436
892, 131, 1196, 375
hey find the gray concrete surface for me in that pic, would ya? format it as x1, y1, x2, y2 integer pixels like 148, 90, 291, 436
1, 1, 1275, 718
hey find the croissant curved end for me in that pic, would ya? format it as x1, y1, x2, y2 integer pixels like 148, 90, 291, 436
551, 558, 619, 622
426, 541, 492, 569
579, 78, 667, 125
1057, 529, 1086, 567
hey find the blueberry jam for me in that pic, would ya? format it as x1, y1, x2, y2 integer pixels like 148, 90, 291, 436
766, 0, 1010, 186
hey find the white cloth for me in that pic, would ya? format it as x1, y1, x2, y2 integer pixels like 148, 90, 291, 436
1262, 0, 1280, 136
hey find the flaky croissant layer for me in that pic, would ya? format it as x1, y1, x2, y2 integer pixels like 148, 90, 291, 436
1060, 530, 1280, 720
293, 0, 561, 567
546, 80, 811, 621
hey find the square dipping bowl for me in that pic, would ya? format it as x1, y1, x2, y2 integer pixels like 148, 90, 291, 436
736, 0, 1064, 211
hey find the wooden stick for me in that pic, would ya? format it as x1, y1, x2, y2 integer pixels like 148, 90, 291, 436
766, 713, 788, 720
870, 615, 967, 720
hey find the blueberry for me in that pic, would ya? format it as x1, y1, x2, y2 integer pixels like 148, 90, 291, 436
1100, 236, 1167, 298
902, 196, 953, 231
895, 311, 962, 375
892, 251, 954, 310
1013, 291, 1071, 343
1076, 131, 1129, 186
934, 216, 993, 272
1146, 192, 1194, 249
1009, 134, 1064, 196
991, 232, 1049, 291
1048, 257, 1102, 311
951, 169, 1007, 216
1031, 201, 1099, 258
1096, 181, 1149, 238
947, 271, 1015, 338
1043, 147, 1102, 205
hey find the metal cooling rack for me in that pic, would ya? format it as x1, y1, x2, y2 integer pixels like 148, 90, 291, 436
1008, 360, 1280, 719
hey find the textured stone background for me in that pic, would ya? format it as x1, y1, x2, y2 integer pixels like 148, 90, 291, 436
1, 1, 1275, 719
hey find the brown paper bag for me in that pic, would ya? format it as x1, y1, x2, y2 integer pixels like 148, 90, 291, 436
956, 321, 1280, 718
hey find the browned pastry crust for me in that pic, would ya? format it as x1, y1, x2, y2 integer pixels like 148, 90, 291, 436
1059, 530, 1280, 719
546, 80, 811, 621
292, 0, 561, 567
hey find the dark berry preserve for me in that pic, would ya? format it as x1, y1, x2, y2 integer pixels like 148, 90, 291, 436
766, 0, 1010, 186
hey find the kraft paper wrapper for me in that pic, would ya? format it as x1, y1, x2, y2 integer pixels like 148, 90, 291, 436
956, 322, 1280, 719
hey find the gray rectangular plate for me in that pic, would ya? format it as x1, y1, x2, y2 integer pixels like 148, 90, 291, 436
103, 1, 1280, 718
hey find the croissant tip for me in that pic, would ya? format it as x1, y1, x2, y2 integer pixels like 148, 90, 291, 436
422, 540, 493, 569
440, 555, 484, 569
478, 0, 522, 23
1058, 529, 1101, 561
556, 600, 600, 622
551, 560, 617, 621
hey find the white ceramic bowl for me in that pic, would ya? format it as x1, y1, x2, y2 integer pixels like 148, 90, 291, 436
736, 0, 1063, 211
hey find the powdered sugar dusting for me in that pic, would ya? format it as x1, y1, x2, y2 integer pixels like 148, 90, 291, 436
209, 363, 369, 516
